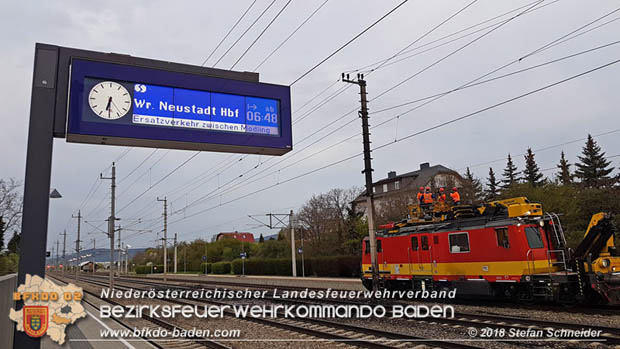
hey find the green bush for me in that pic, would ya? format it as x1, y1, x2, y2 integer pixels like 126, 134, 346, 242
212, 261, 231, 274
135, 264, 163, 274
231, 256, 360, 277
200, 263, 212, 273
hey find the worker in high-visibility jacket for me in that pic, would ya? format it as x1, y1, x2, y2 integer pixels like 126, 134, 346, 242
417, 187, 424, 204
437, 188, 447, 202
422, 187, 434, 204
450, 187, 461, 205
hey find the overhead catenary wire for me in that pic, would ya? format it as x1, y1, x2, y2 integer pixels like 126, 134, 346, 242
211, 0, 279, 68
457, 128, 620, 172
289, 0, 411, 86
371, 0, 545, 102
230, 0, 294, 70
345, 0, 554, 74
118, 149, 158, 184
166, 24, 620, 219
253, 0, 330, 71
291, 0, 557, 129
170, 58, 620, 224
201, 0, 259, 66
117, 151, 201, 214
77, 2, 616, 241
166, 1, 483, 215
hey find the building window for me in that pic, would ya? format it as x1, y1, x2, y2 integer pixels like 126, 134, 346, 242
495, 227, 510, 248
373, 186, 377, 193
449, 232, 470, 253
383, 183, 388, 192
525, 226, 544, 249
411, 236, 418, 251
421, 236, 429, 250
395, 181, 400, 190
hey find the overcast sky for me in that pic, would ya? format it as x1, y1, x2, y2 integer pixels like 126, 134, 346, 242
1, 0, 619, 252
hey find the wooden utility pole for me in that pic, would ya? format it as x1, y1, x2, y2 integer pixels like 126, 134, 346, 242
342, 73, 379, 291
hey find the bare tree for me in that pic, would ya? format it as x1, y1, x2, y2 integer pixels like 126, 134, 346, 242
296, 187, 362, 255
0, 179, 22, 245
375, 190, 415, 226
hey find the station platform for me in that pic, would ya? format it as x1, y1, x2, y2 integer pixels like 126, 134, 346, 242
143, 273, 366, 291
41, 299, 155, 349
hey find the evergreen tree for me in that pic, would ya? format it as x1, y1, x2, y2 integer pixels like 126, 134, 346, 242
501, 153, 519, 188
556, 151, 572, 185
463, 167, 484, 204
7, 231, 19, 254
486, 167, 500, 200
523, 148, 544, 187
259, 233, 265, 243
574, 134, 614, 187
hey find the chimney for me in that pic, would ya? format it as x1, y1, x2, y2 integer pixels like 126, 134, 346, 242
387, 171, 396, 179
419, 162, 430, 170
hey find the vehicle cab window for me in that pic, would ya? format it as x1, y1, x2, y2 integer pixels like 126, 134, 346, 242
449, 232, 470, 253
421, 236, 429, 250
495, 227, 510, 248
411, 236, 418, 251
525, 226, 544, 249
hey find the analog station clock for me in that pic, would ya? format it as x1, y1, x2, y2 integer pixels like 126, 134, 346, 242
88, 81, 131, 120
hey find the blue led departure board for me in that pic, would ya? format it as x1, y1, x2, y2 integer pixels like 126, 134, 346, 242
67, 59, 292, 155
129, 82, 280, 136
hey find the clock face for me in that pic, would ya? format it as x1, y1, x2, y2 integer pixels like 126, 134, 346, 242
88, 81, 131, 120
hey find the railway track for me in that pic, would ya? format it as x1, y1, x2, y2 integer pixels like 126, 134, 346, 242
68, 273, 620, 345
50, 275, 232, 349
104, 273, 620, 316
55, 273, 483, 349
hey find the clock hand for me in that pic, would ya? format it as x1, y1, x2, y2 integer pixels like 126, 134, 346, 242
106, 97, 112, 111
110, 100, 124, 113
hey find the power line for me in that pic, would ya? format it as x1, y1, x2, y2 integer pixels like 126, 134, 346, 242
373, 58, 620, 152
371, 39, 620, 120
345, 0, 552, 74
201, 0, 259, 66
211, 0, 279, 67
169, 25, 620, 218
117, 151, 201, 214
118, 149, 158, 184
170, 57, 620, 224
254, 0, 330, 71
292, 0, 480, 126
291, 0, 557, 128
458, 128, 620, 172
289, 0, 410, 86
372, 0, 479, 73
230, 0, 294, 70
371, 0, 545, 102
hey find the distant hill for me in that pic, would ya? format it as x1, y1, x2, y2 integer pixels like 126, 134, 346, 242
45, 247, 147, 265
255, 233, 278, 242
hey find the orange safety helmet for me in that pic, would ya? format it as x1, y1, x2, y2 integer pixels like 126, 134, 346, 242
425, 186, 431, 191
439, 188, 445, 192
452, 187, 458, 191
419, 186, 424, 191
